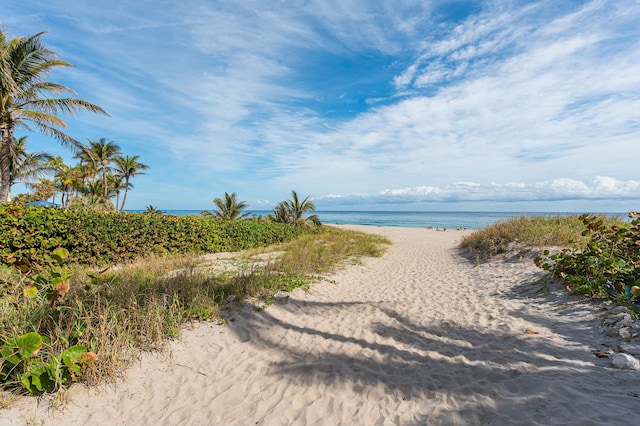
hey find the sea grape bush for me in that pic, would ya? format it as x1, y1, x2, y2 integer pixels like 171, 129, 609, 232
1, 331, 95, 394
0, 206, 72, 267
0, 205, 307, 266
1, 245, 97, 394
536, 212, 640, 306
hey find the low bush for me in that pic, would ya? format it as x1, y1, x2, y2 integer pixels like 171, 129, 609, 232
535, 213, 640, 305
0, 205, 305, 266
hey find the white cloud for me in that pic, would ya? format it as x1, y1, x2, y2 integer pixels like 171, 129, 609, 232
319, 177, 640, 206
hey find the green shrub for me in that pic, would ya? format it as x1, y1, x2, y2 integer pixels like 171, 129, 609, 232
0, 205, 307, 266
0, 205, 310, 394
536, 213, 640, 306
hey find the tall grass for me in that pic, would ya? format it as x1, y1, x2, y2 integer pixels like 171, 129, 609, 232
460, 215, 627, 263
273, 226, 389, 275
1, 227, 390, 394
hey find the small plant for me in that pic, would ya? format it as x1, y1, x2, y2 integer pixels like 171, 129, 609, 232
144, 205, 162, 215
21, 248, 73, 304
536, 212, 640, 310
255, 297, 275, 312
0, 246, 99, 394
0, 331, 96, 394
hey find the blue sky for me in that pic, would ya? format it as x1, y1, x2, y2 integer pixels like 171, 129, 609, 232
3, 0, 639, 212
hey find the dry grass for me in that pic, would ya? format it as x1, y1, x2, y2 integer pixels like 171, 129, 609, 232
459, 215, 627, 263
272, 226, 390, 275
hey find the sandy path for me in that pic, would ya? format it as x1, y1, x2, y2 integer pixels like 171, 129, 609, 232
2, 226, 639, 425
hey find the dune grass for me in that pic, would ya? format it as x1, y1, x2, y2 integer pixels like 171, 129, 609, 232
459, 214, 627, 263
0, 226, 390, 395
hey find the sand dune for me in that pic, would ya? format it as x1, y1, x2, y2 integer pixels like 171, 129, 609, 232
2, 225, 639, 425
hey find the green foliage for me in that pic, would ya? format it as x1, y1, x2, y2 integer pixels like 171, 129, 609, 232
0, 205, 306, 266
0, 330, 92, 394
0, 247, 96, 394
536, 213, 640, 307
0, 205, 72, 267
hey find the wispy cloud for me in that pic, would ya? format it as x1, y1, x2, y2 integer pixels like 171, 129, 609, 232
318, 177, 640, 210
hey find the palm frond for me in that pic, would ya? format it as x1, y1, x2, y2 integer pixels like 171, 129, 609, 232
23, 98, 109, 116
33, 122, 82, 149
13, 108, 67, 127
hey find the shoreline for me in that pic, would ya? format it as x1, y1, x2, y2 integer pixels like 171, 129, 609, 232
2, 226, 638, 425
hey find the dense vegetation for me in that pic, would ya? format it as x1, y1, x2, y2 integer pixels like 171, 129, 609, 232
0, 205, 305, 266
461, 213, 640, 311
0, 205, 389, 396
535, 213, 640, 300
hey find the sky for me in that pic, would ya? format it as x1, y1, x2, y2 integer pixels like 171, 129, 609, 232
2, 0, 639, 212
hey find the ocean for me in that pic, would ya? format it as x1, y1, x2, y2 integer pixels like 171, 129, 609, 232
142, 210, 630, 230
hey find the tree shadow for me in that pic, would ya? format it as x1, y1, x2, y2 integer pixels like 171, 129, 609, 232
226, 293, 639, 425
219, 238, 640, 425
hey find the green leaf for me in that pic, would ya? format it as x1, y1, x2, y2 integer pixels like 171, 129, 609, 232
16, 332, 43, 358
52, 247, 69, 261
61, 345, 87, 368
1, 346, 21, 365
22, 365, 55, 393
23, 285, 38, 298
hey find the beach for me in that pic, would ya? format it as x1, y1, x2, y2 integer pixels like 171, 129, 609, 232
3, 225, 639, 425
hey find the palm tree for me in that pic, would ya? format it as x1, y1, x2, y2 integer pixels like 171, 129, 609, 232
202, 192, 250, 220
83, 138, 122, 199
68, 192, 115, 212
108, 173, 128, 211
25, 177, 56, 204
43, 156, 66, 203
73, 179, 115, 211
6, 136, 53, 189
144, 205, 162, 215
72, 162, 98, 198
0, 30, 109, 203
272, 202, 291, 223
272, 190, 320, 227
114, 155, 148, 212
54, 164, 82, 208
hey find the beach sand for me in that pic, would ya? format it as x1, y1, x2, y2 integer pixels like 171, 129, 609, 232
2, 225, 639, 425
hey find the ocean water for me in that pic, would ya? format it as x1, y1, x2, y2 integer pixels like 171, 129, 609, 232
142, 210, 629, 230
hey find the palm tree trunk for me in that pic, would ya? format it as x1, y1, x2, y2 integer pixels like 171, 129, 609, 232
102, 167, 108, 199
120, 179, 130, 212
0, 126, 15, 203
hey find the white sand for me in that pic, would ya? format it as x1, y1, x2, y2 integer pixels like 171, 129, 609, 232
2, 225, 639, 425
